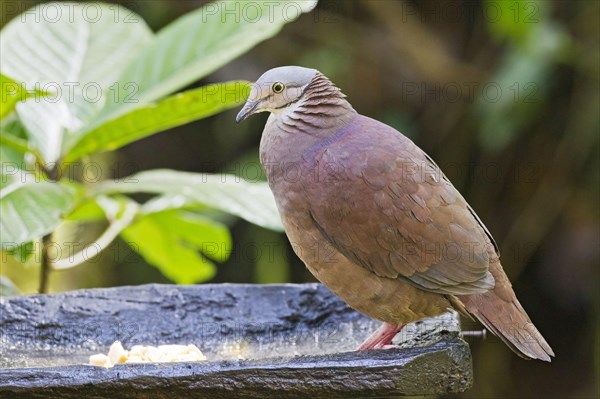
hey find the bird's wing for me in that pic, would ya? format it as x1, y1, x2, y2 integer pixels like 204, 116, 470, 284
302, 116, 498, 295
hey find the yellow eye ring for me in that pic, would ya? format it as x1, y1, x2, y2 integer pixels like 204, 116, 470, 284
272, 82, 285, 93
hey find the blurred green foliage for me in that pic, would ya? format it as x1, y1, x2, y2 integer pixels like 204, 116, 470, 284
0, 1, 598, 398
121, 209, 231, 283
478, 0, 570, 149
0, 1, 317, 289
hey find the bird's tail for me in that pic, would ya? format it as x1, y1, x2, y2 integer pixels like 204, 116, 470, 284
457, 260, 555, 361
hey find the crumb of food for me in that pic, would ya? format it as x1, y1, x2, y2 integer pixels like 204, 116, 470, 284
107, 341, 128, 365
89, 353, 110, 367
89, 341, 207, 368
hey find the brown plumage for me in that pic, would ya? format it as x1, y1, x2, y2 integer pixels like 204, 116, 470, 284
237, 66, 554, 361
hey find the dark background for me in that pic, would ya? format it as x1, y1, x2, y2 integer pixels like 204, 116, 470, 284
1, 1, 598, 398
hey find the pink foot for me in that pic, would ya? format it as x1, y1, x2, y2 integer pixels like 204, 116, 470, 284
357, 322, 404, 350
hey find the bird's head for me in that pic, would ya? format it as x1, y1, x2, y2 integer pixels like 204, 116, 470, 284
236, 66, 318, 123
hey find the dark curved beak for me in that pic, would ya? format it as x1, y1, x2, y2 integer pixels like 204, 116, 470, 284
236, 100, 260, 123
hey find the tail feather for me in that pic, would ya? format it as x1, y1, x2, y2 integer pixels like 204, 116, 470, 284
457, 260, 555, 362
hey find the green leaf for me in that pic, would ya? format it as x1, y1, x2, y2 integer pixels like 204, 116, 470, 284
63, 197, 106, 222
98, 0, 318, 121
96, 169, 284, 231
0, 180, 80, 248
52, 196, 139, 270
121, 210, 231, 284
139, 194, 208, 215
485, 0, 544, 44
0, 117, 44, 189
0, 74, 34, 120
0, 139, 27, 189
0, 2, 154, 163
147, 210, 232, 263
64, 81, 250, 162
3, 241, 35, 264
0, 115, 28, 141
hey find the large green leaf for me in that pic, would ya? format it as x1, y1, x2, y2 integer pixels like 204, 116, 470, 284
121, 210, 231, 284
96, 169, 283, 231
145, 210, 232, 263
97, 0, 318, 122
64, 81, 250, 162
0, 180, 80, 248
0, 2, 154, 163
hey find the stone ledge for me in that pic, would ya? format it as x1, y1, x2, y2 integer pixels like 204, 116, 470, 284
0, 283, 472, 398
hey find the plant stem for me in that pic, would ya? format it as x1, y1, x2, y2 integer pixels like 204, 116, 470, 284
0, 132, 28, 153
0, 133, 46, 168
39, 233, 53, 293
37, 157, 61, 293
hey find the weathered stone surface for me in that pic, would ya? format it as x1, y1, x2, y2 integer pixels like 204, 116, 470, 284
0, 284, 472, 398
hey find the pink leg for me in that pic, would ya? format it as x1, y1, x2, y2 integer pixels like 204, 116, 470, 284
357, 322, 404, 350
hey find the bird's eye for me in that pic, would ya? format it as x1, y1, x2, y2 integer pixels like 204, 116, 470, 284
272, 82, 285, 93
